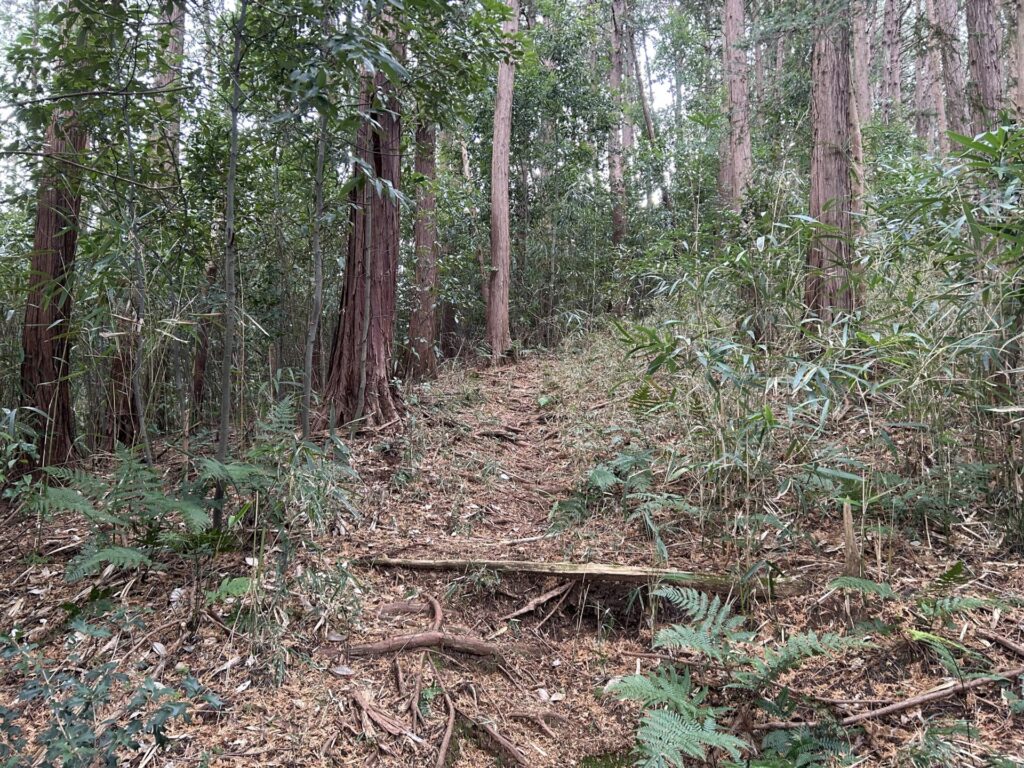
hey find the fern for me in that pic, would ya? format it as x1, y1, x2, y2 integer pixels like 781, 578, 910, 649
653, 588, 750, 662
734, 632, 865, 690
66, 546, 153, 583
635, 710, 747, 766
609, 668, 724, 720
828, 576, 895, 600
916, 595, 992, 623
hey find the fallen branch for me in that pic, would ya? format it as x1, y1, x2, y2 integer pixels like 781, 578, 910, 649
349, 631, 500, 658
435, 691, 456, 768
456, 708, 529, 766
977, 629, 1024, 660
360, 556, 794, 595
756, 665, 1024, 730
501, 583, 572, 621
509, 709, 568, 738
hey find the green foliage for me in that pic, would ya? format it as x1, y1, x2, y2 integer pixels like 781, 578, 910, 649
0, 626, 220, 767
609, 668, 747, 766
617, 589, 869, 767
828, 577, 896, 600
653, 587, 751, 663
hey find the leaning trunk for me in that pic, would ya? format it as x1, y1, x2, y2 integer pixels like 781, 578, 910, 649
20, 111, 87, 468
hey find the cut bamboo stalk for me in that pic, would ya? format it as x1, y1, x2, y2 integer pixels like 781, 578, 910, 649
358, 556, 798, 596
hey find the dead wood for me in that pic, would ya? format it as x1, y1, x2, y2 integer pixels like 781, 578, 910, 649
435, 691, 456, 768
509, 709, 568, 738
379, 600, 433, 618
757, 665, 1024, 730
349, 630, 499, 658
500, 582, 572, 621
361, 556, 795, 595
977, 628, 1024, 660
456, 708, 529, 766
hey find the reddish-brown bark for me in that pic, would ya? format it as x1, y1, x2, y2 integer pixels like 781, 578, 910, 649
805, 6, 857, 321
21, 111, 87, 467
966, 0, 1003, 133
321, 72, 402, 428
719, 0, 752, 210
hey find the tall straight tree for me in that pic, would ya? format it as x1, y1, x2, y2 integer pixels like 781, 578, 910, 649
1016, 0, 1024, 115
21, 110, 87, 467
301, 110, 328, 438
965, 0, 1002, 133
608, 0, 627, 247
214, 0, 249, 528
719, 0, 752, 209
934, 0, 969, 134
851, 0, 872, 127
925, 0, 950, 151
322, 66, 402, 425
486, 0, 519, 362
407, 122, 439, 379
880, 0, 905, 122
805, 0, 857, 321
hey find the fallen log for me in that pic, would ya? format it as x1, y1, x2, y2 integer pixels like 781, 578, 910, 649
359, 556, 796, 596
756, 664, 1024, 730
348, 630, 499, 658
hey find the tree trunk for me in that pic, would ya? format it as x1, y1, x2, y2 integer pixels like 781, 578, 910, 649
880, 0, 905, 122
486, 0, 519, 362
935, 0, 969, 134
914, 0, 936, 147
805, 1, 857, 322
1016, 0, 1024, 115
852, 0, 872, 126
214, 0, 248, 527
302, 112, 327, 438
322, 68, 402, 426
408, 123, 439, 379
719, 0, 752, 210
925, 0, 950, 151
20, 111, 86, 468
966, 0, 1003, 133
608, 0, 627, 248
155, 0, 185, 162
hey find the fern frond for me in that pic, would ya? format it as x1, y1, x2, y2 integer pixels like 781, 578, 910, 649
635, 709, 747, 766
736, 632, 865, 690
66, 546, 152, 582
828, 576, 895, 599
653, 588, 749, 662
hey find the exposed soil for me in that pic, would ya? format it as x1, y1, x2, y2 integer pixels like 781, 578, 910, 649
2, 347, 1023, 766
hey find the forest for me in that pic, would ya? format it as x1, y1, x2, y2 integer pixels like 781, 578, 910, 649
0, 0, 1022, 765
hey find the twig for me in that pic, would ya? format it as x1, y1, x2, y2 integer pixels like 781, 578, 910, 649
756, 665, 1024, 730
977, 628, 1024, 659
536, 583, 574, 630
509, 709, 568, 738
348, 631, 499, 658
501, 582, 572, 621
455, 708, 529, 766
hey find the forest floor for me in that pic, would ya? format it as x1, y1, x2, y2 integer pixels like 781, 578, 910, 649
3, 334, 1024, 766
